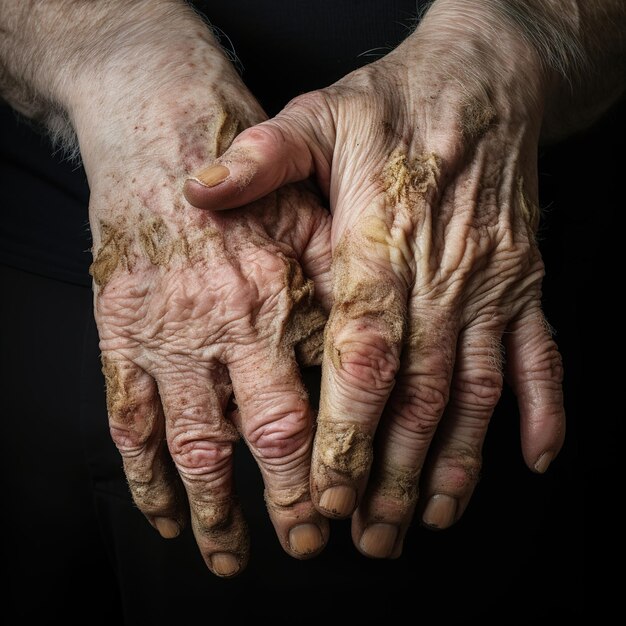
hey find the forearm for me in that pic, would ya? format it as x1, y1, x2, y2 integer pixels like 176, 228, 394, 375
494, 0, 626, 140
0, 0, 248, 155
408, 0, 626, 142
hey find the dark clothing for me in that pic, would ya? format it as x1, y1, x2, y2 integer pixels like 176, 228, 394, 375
1, 0, 614, 622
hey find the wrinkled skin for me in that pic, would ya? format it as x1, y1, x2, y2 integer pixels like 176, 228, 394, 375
184, 2, 566, 559
80, 81, 333, 577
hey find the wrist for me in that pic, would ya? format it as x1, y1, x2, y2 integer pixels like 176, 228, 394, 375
391, 0, 555, 135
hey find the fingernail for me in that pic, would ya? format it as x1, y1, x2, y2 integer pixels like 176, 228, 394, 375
359, 523, 398, 558
193, 164, 230, 188
534, 451, 553, 474
289, 523, 323, 556
319, 486, 356, 517
210, 553, 240, 577
154, 517, 180, 539
422, 494, 458, 529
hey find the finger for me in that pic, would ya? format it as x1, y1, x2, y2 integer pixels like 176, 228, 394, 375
229, 344, 329, 560
182, 92, 334, 211
101, 353, 186, 539
298, 197, 333, 313
311, 219, 411, 519
417, 322, 506, 532
157, 367, 246, 578
504, 305, 565, 473
350, 310, 458, 557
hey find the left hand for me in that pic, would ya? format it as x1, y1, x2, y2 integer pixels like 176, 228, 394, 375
183, 0, 566, 559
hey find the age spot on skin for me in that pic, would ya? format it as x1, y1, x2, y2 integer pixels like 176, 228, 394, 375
314, 422, 372, 481
381, 150, 441, 209
90, 221, 131, 287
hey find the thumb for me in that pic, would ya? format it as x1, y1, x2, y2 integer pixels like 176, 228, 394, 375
183, 96, 334, 210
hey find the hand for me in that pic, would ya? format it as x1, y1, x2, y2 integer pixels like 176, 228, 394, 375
74, 39, 332, 577
183, 0, 566, 558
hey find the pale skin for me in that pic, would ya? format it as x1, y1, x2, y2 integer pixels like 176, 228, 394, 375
1, 0, 624, 576
183, 0, 626, 558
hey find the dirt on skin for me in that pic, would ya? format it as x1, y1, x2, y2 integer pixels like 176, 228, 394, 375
90, 220, 132, 287
191, 498, 251, 562
213, 109, 244, 158
138, 217, 175, 266
280, 256, 328, 367
92, 216, 227, 287
330, 248, 407, 349
369, 464, 420, 507
517, 175, 540, 234
125, 451, 183, 518
264, 484, 310, 511
460, 96, 496, 140
381, 150, 441, 209
314, 421, 373, 482
101, 355, 137, 424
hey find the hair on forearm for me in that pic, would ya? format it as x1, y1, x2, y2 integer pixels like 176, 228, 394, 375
492, 0, 626, 138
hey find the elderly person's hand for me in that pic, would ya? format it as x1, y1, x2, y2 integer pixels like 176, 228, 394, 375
182, 0, 626, 558
1, 0, 332, 576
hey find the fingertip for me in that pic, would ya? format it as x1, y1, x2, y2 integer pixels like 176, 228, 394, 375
183, 177, 213, 209
209, 552, 242, 578
357, 523, 399, 559
288, 522, 327, 559
532, 450, 554, 474
317, 485, 357, 518
153, 516, 182, 539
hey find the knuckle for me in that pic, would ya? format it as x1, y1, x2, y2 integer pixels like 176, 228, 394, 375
241, 123, 289, 153
191, 497, 232, 534
530, 346, 564, 384
246, 406, 311, 461
451, 370, 503, 412
170, 436, 235, 478
395, 375, 450, 425
332, 337, 400, 393
435, 446, 483, 494
314, 421, 372, 481
284, 90, 329, 116
125, 468, 179, 515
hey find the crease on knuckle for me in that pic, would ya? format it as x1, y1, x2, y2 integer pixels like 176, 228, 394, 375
171, 436, 235, 479
451, 370, 503, 412
246, 407, 311, 461
368, 463, 421, 514
394, 376, 450, 425
125, 464, 179, 515
264, 483, 311, 512
189, 496, 232, 534
331, 336, 400, 393
434, 445, 483, 494
102, 356, 159, 447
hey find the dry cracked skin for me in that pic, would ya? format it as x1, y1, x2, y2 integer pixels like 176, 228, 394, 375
314, 421, 373, 482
